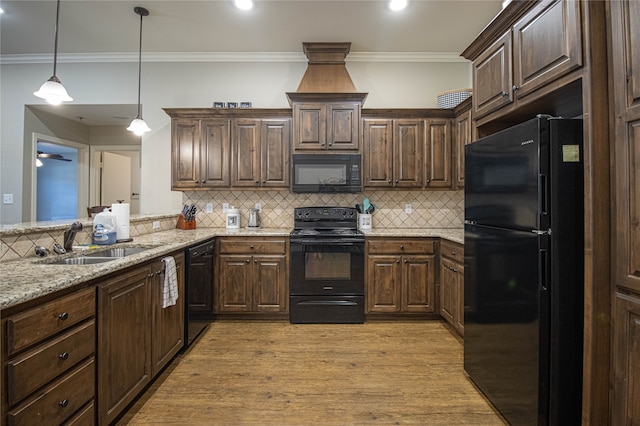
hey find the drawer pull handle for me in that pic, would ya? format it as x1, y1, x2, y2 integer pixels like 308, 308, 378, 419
451, 251, 456, 255
59, 399, 69, 408
59, 352, 69, 360
58, 312, 69, 321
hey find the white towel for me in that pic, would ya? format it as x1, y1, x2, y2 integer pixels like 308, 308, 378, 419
162, 256, 179, 308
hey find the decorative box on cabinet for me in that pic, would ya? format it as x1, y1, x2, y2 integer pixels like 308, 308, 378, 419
463, 0, 583, 119
216, 237, 288, 316
439, 240, 464, 336
366, 238, 437, 316
3, 287, 96, 426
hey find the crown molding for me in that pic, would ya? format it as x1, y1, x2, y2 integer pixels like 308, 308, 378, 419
1, 51, 467, 65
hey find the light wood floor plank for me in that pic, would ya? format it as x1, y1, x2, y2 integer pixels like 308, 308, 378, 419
118, 321, 506, 425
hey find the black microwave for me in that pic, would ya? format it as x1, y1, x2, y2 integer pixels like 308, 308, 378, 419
291, 154, 362, 193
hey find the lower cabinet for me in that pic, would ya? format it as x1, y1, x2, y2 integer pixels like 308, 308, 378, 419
2, 287, 96, 426
216, 237, 288, 315
366, 238, 436, 316
612, 291, 640, 425
97, 251, 184, 425
439, 240, 464, 336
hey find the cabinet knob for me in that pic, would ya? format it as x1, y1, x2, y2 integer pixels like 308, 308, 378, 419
262, 180, 266, 184
396, 260, 400, 263
250, 245, 254, 249
155, 270, 162, 276
59, 352, 69, 360
59, 399, 69, 408
388, 180, 392, 183
512, 85, 519, 92
400, 245, 404, 249
395, 180, 399, 183
202, 180, 206, 183
246, 259, 250, 263
194, 180, 199, 184
403, 259, 407, 263
256, 180, 260, 184
58, 312, 69, 321
501, 91, 508, 97
451, 251, 457, 255
254, 259, 257, 263
425, 179, 430, 183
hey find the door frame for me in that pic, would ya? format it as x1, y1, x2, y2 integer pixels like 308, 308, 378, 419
89, 145, 141, 211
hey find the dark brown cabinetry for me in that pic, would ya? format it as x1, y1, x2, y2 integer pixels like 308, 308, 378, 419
165, 108, 291, 190
425, 119, 453, 188
291, 101, 360, 151
171, 118, 231, 189
366, 238, 436, 316
232, 118, 291, 188
216, 237, 288, 316
439, 240, 464, 336
3, 288, 96, 426
361, 110, 454, 190
610, 0, 640, 423
362, 118, 424, 188
97, 252, 184, 425
453, 99, 472, 189
466, 0, 583, 119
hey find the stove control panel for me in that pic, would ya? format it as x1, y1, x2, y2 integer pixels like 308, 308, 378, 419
294, 207, 357, 220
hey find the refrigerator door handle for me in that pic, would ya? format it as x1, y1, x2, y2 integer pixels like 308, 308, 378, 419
539, 174, 548, 217
532, 229, 552, 235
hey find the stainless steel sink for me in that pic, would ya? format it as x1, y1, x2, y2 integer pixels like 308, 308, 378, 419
83, 247, 152, 258
43, 246, 156, 265
50, 256, 116, 265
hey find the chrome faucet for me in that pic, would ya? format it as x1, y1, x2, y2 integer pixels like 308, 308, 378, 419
63, 221, 83, 252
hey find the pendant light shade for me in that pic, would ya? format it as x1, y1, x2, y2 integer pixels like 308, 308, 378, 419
128, 6, 151, 136
34, 0, 73, 104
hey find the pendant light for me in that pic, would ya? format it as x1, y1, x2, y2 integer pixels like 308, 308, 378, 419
127, 7, 151, 136
33, 0, 73, 105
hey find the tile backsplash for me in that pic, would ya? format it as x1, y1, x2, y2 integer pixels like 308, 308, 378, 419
1, 191, 463, 261
184, 190, 464, 229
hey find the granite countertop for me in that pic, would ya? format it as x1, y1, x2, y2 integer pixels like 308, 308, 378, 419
0, 227, 463, 311
0, 227, 289, 311
361, 228, 464, 244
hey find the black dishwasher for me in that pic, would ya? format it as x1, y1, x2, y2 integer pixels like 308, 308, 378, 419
184, 238, 215, 348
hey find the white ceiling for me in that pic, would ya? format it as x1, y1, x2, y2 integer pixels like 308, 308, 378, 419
2, 0, 503, 125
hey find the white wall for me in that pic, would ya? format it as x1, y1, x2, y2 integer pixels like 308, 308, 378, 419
0, 59, 471, 224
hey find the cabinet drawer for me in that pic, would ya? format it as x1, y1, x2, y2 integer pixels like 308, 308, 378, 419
7, 357, 95, 426
62, 400, 94, 426
218, 239, 286, 254
7, 288, 95, 356
367, 239, 435, 255
441, 240, 464, 262
7, 320, 95, 406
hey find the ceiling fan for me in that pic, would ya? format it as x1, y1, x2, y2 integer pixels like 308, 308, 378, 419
37, 151, 72, 162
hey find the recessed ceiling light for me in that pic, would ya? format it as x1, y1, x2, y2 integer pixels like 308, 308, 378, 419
389, 0, 408, 12
234, 0, 253, 11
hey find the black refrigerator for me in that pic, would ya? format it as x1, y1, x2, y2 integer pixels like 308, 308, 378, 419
464, 115, 584, 426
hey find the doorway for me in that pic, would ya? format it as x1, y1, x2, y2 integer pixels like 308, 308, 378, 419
90, 147, 141, 214
32, 134, 89, 221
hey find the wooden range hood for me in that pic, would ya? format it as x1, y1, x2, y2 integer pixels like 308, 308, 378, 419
286, 42, 368, 105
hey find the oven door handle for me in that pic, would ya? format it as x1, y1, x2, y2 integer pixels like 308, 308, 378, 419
292, 240, 362, 245
296, 300, 360, 306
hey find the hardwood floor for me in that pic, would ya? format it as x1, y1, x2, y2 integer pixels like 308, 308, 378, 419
118, 321, 506, 425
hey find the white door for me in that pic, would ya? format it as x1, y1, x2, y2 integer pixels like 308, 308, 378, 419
101, 152, 131, 206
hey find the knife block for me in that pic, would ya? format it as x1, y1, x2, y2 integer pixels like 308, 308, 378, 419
176, 214, 196, 230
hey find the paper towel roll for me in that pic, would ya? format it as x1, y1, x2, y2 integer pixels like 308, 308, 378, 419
111, 203, 130, 240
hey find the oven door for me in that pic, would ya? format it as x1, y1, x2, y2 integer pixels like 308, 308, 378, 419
289, 238, 364, 295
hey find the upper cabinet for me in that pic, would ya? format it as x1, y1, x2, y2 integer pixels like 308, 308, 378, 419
463, 0, 583, 119
362, 110, 455, 190
288, 94, 366, 152
232, 118, 291, 188
164, 109, 291, 191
